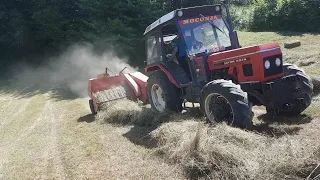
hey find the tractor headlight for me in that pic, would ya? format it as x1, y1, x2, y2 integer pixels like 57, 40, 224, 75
264, 60, 271, 69
275, 58, 281, 66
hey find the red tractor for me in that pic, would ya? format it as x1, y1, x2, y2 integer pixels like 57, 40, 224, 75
88, 3, 313, 129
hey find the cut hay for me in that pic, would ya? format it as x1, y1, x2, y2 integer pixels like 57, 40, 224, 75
95, 99, 184, 126
151, 119, 320, 179
95, 99, 142, 125
299, 60, 316, 67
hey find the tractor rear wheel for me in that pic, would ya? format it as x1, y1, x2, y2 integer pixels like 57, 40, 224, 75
147, 71, 183, 113
271, 63, 313, 116
200, 80, 253, 129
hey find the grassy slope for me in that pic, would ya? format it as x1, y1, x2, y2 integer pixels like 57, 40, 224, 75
0, 31, 319, 180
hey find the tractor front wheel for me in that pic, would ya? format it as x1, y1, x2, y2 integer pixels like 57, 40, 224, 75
147, 71, 183, 113
200, 80, 253, 129
268, 63, 313, 116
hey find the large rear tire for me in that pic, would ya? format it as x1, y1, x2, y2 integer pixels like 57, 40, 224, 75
272, 63, 313, 116
200, 80, 253, 129
147, 71, 183, 113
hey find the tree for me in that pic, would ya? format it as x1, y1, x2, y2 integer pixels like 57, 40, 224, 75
79, 0, 166, 66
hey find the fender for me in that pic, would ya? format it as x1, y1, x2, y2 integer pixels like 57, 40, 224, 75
144, 64, 180, 87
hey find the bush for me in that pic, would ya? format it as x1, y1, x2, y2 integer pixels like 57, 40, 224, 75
230, 5, 254, 30
230, 0, 320, 33
250, 0, 320, 32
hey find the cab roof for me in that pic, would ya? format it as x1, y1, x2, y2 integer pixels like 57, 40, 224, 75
143, 10, 176, 36
143, 5, 222, 36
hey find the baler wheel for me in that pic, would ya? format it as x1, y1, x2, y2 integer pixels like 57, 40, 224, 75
147, 71, 183, 113
200, 79, 253, 129
89, 99, 97, 115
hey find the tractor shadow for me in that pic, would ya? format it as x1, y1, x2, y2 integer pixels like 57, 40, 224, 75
252, 113, 313, 137
77, 114, 95, 123
76, 109, 159, 149
257, 113, 313, 125
253, 123, 303, 137
123, 106, 203, 149
123, 126, 158, 149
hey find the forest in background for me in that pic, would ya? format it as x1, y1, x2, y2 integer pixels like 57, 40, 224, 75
0, 0, 319, 68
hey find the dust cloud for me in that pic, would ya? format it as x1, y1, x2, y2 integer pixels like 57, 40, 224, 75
10, 43, 136, 97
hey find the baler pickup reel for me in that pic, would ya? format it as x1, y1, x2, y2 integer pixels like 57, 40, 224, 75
88, 67, 149, 115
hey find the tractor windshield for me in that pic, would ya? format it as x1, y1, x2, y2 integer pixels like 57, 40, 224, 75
178, 15, 231, 55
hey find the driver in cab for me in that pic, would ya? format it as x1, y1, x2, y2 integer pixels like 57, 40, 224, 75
171, 30, 201, 62
170, 30, 201, 79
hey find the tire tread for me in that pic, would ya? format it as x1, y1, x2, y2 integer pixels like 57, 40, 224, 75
200, 79, 253, 129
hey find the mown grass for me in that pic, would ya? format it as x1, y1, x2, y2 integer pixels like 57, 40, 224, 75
96, 31, 320, 179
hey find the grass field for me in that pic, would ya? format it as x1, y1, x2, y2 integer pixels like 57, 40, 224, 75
0, 31, 319, 179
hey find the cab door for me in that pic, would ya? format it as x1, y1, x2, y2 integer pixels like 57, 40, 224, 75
145, 31, 162, 65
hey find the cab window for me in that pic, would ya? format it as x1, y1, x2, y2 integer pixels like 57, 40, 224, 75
146, 34, 161, 64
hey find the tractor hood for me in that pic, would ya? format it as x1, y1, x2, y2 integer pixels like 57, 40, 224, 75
207, 42, 282, 69
206, 42, 283, 82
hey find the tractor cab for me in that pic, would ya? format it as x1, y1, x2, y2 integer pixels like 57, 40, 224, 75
144, 4, 239, 84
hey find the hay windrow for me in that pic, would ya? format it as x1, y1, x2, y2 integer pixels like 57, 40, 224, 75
95, 98, 320, 179
95, 99, 142, 125
151, 119, 320, 179
95, 98, 183, 126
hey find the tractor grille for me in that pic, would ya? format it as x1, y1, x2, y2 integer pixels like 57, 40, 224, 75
264, 54, 283, 77
243, 64, 253, 77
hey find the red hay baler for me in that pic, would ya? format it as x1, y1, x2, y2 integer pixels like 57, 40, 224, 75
88, 68, 149, 114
